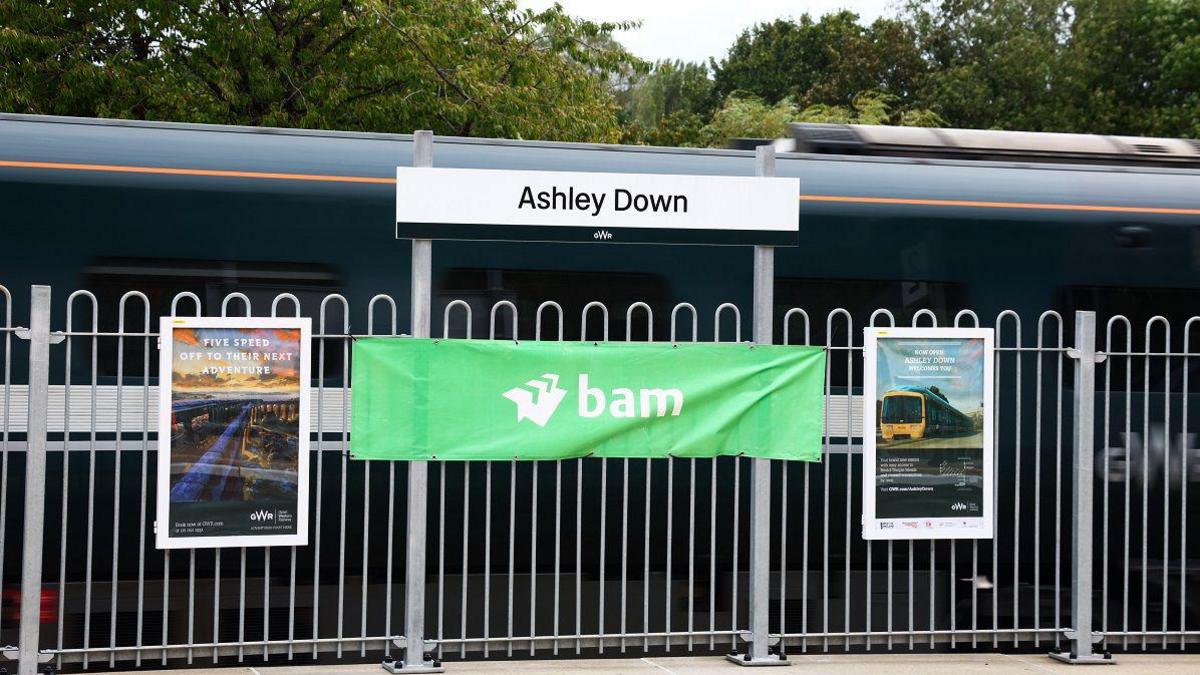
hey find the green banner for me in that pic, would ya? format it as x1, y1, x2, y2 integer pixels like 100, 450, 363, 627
350, 338, 826, 461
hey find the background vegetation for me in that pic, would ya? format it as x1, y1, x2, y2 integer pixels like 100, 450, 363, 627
2, 1, 1198, 146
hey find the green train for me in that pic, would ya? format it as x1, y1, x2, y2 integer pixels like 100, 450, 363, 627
2, 114, 1200, 661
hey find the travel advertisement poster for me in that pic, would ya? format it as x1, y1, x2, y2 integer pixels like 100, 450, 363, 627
862, 327, 994, 540
156, 316, 311, 549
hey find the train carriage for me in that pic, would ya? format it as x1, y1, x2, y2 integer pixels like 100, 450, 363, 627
2, 114, 1200, 661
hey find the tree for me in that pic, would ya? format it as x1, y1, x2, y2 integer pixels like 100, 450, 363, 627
618, 59, 714, 146
1063, 0, 1200, 138
623, 60, 715, 128
903, 0, 1200, 137
710, 12, 927, 110
698, 95, 796, 145
0, 1, 645, 142
903, 0, 1070, 132
797, 91, 943, 127
619, 109, 704, 147
692, 91, 943, 148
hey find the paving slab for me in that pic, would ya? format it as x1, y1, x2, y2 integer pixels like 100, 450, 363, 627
104, 652, 1200, 674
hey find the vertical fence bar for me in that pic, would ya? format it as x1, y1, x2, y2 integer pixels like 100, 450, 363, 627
133, 293, 151, 667
1049, 311, 1109, 664
1182, 319, 1196, 651
729, 144, 781, 666
0, 285, 11, 654
18, 285, 52, 675
398, 129, 439, 672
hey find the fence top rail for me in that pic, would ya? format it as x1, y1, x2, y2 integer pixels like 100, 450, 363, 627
21, 285, 1200, 352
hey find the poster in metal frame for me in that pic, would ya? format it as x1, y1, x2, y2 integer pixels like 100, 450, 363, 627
156, 316, 311, 549
862, 326, 994, 540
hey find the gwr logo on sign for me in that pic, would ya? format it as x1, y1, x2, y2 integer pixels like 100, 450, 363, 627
503, 373, 685, 427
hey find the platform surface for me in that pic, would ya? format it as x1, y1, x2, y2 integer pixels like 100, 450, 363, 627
105, 652, 1200, 674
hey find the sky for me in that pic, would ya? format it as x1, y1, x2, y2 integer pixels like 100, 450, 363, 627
517, 1, 897, 64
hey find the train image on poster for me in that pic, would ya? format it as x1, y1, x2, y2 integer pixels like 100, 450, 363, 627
879, 385, 979, 443
862, 327, 994, 540
156, 316, 311, 549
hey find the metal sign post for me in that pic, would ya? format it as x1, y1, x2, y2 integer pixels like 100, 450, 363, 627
388, 136, 798, 668
385, 130, 443, 673
729, 145, 789, 666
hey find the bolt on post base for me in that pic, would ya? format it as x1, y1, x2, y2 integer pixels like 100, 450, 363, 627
381, 656, 444, 673
725, 652, 790, 667
1048, 649, 1115, 666
1049, 633, 1114, 666
383, 638, 443, 673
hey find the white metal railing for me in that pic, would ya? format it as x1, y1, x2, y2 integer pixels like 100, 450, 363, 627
3, 280, 1196, 671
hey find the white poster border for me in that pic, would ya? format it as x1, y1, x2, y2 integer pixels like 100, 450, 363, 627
156, 315, 311, 549
862, 326, 994, 541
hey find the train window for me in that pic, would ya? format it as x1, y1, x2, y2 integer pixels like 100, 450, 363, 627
774, 277, 970, 343
1058, 285, 1200, 392
83, 257, 343, 382
436, 268, 667, 341
775, 277, 969, 388
1058, 285, 1200, 339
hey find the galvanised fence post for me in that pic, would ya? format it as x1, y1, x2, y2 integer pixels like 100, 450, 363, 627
17, 286, 57, 675
1050, 310, 1112, 665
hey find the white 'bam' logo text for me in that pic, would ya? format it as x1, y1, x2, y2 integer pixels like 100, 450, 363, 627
503, 373, 685, 426
503, 374, 568, 427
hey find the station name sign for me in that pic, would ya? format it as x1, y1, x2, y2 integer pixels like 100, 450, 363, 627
395, 167, 799, 245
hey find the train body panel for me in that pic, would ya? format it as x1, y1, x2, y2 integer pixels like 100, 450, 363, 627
1, 113, 1198, 348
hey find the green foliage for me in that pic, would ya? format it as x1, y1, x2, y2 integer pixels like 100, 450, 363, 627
904, 0, 1200, 137
903, 0, 1072, 132
621, 110, 708, 147
623, 60, 716, 127
2, 1, 1196, 144
0, 0, 646, 142
1062, 0, 1200, 138
618, 59, 715, 146
797, 92, 944, 127
703, 1, 1200, 140
698, 96, 797, 145
711, 12, 928, 109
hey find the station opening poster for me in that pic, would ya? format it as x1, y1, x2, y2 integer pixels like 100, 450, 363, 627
862, 327, 994, 540
156, 316, 311, 549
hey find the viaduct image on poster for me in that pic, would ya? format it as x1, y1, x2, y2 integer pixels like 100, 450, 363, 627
156, 317, 311, 549
862, 327, 994, 540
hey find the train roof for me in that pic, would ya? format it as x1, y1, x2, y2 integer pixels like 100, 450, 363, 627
791, 123, 1200, 168
888, 385, 951, 403
1, 113, 1198, 223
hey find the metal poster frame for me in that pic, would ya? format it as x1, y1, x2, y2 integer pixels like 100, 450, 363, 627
155, 315, 312, 549
862, 326, 995, 540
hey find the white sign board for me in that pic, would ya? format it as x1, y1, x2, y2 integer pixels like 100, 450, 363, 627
157, 316, 311, 549
395, 167, 800, 245
862, 327, 995, 540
